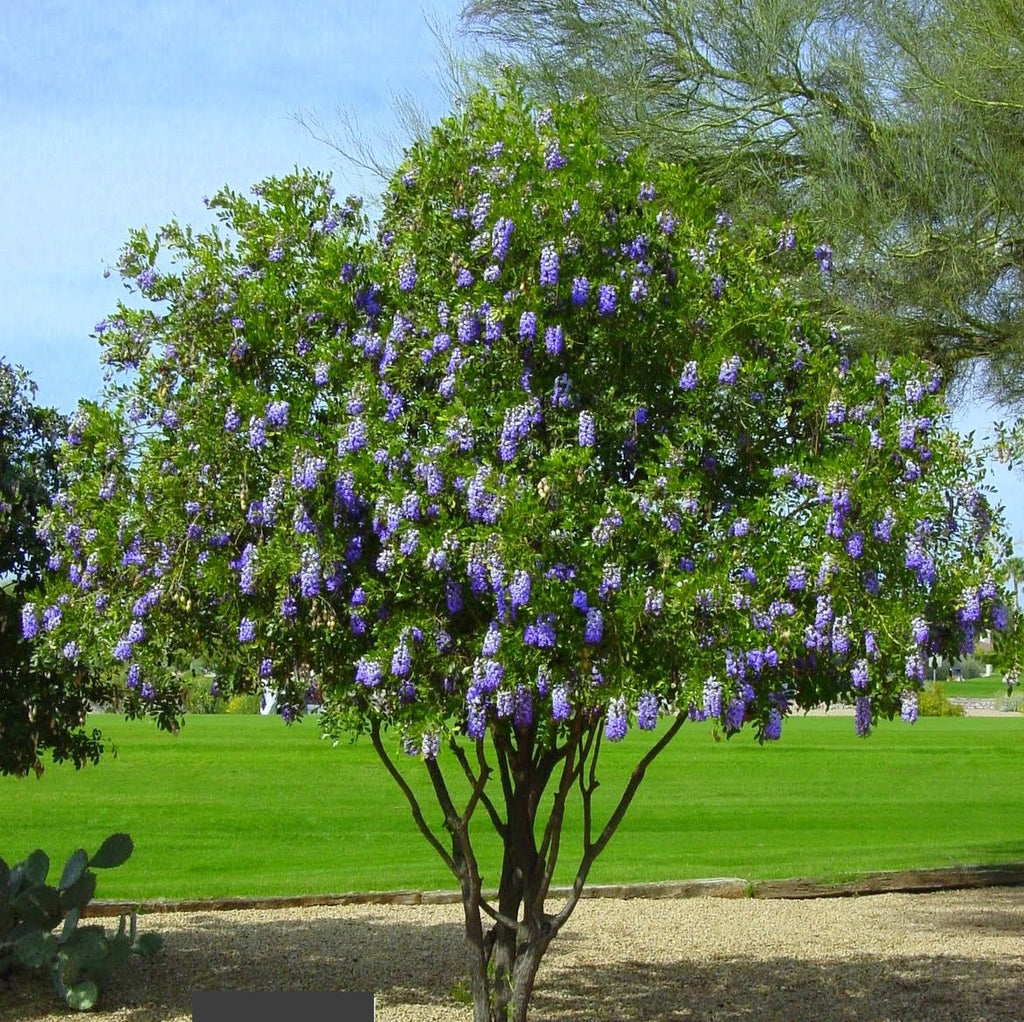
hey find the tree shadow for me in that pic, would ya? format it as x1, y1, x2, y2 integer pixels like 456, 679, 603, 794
3, 911, 468, 1022
530, 953, 1023, 1021
5, 895, 1024, 1021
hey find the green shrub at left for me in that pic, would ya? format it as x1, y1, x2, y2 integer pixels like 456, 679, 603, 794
0, 833, 162, 1011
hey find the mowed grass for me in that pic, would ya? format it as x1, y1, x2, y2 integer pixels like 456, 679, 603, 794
3, 712, 1023, 900
943, 675, 1013, 699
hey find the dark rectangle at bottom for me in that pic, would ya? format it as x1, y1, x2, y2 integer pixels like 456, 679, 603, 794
192, 991, 374, 1022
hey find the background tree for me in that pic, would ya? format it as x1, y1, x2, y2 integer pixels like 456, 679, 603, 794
33, 86, 1009, 1021
463, 0, 1024, 405
0, 361, 104, 777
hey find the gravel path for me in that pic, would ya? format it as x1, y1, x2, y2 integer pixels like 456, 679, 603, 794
5, 886, 1024, 1021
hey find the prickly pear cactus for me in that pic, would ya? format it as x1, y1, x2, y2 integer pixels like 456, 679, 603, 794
1, 833, 162, 1011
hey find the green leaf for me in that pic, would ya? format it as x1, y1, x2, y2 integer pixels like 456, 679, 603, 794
12, 884, 61, 927
88, 833, 133, 870
62, 926, 110, 972
59, 870, 97, 913
22, 849, 49, 887
60, 849, 89, 891
132, 932, 164, 956
13, 929, 56, 969
65, 980, 100, 1012
60, 906, 81, 943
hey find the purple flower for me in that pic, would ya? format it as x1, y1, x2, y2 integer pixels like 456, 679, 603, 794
578, 410, 596, 447
851, 659, 869, 690
249, 416, 267, 449
584, 607, 603, 645
43, 605, 62, 632
855, 696, 872, 737
678, 361, 699, 390
551, 683, 571, 722
398, 258, 417, 292
492, 217, 515, 261
539, 243, 559, 287
543, 139, 567, 170
764, 708, 783, 741
356, 657, 383, 687
466, 701, 487, 740
525, 614, 556, 648
238, 617, 256, 643
826, 400, 846, 425
266, 400, 289, 428
845, 532, 864, 558
471, 192, 491, 230
901, 691, 919, 724
605, 697, 628, 741
786, 564, 807, 591
699, 677, 720, 718
445, 577, 464, 614
545, 324, 564, 356
637, 692, 658, 731
597, 284, 617, 315
644, 588, 665, 616
482, 621, 502, 657
21, 604, 38, 639
509, 570, 531, 609
718, 355, 741, 386
281, 595, 298, 619
391, 640, 412, 677
456, 267, 474, 288
299, 547, 321, 597
571, 276, 590, 307
519, 311, 537, 340
729, 517, 750, 538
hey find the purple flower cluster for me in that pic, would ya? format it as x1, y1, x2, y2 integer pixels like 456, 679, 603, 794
604, 697, 628, 741
718, 355, 741, 386
539, 243, 559, 287
678, 361, 698, 390
637, 692, 658, 730
492, 217, 514, 261
597, 284, 616, 316
578, 410, 596, 447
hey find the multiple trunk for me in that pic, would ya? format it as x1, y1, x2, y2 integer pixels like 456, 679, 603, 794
370, 707, 686, 1021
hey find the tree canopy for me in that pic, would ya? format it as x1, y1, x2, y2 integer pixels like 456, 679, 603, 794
0, 361, 103, 777
464, 0, 1024, 406
30, 85, 1011, 1020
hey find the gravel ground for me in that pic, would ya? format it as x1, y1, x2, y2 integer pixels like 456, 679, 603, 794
5, 886, 1024, 1022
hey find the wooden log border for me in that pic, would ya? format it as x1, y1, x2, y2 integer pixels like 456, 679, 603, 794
80, 862, 1024, 917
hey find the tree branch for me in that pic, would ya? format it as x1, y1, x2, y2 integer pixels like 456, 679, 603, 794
369, 719, 456, 875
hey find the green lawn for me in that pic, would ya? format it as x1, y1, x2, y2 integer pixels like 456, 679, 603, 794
3, 712, 1023, 900
942, 674, 1013, 699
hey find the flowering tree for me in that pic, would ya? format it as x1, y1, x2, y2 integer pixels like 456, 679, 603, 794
32, 85, 1009, 1021
0, 360, 104, 777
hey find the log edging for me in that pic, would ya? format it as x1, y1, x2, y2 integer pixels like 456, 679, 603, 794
80, 862, 1024, 917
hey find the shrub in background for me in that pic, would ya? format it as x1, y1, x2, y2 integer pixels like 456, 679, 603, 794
917, 683, 965, 717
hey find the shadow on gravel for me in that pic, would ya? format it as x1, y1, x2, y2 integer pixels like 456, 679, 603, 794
2, 914, 467, 1022
4, 907, 1024, 1022
530, 953, 1023, 1021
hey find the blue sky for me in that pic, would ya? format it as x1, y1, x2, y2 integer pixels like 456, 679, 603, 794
2, 1, 1022, 547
